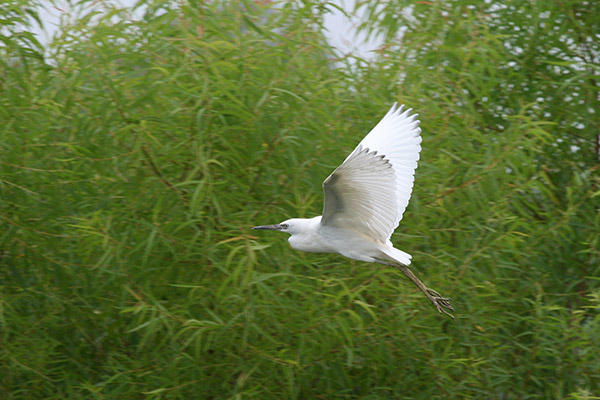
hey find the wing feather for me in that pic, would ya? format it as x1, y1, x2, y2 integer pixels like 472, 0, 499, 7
321, 103, 422, 242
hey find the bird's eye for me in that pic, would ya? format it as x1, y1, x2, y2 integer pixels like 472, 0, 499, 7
281, 224, 289, 229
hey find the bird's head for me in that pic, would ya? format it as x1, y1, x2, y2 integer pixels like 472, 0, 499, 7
252, 218, 308, 235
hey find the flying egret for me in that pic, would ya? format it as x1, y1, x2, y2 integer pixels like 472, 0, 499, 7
253, 103, 454, 319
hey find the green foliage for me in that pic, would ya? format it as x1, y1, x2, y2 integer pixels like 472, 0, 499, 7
1, 0, 599, 398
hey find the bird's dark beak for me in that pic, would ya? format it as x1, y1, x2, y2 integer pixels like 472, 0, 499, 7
253, 224, 284, 231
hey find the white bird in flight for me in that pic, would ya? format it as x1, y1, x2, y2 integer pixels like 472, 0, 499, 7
254, 103, 454, 318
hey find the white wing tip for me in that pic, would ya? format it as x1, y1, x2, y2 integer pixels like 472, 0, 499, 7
389, 102, 405, 116
388, 103, 420, 123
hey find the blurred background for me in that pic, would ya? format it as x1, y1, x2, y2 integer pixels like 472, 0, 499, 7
1, 0, 599, 398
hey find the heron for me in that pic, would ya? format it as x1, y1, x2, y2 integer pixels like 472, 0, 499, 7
253, 103, 454, 319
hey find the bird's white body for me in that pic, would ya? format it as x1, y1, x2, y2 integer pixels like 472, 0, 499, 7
254, 103, 454, 318
284, 216, 412, 266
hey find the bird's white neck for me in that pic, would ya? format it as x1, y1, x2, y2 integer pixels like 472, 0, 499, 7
286, 216, 332, 253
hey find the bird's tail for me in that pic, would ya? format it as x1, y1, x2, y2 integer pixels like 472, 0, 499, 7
380, 246, 412, 266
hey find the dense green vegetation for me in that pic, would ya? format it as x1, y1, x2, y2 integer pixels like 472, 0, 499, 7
1, 0, 599, 398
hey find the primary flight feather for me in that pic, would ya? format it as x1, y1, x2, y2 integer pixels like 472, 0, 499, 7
254, 103, 454, 318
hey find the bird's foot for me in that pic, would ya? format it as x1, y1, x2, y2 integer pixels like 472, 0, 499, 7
426, 288, 455, 320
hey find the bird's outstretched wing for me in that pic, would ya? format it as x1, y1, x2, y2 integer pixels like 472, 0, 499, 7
321, 103, 422, 243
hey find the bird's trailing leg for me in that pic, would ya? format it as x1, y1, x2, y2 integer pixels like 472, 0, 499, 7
398, 264, 454, 319
383, 262, 455, 319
